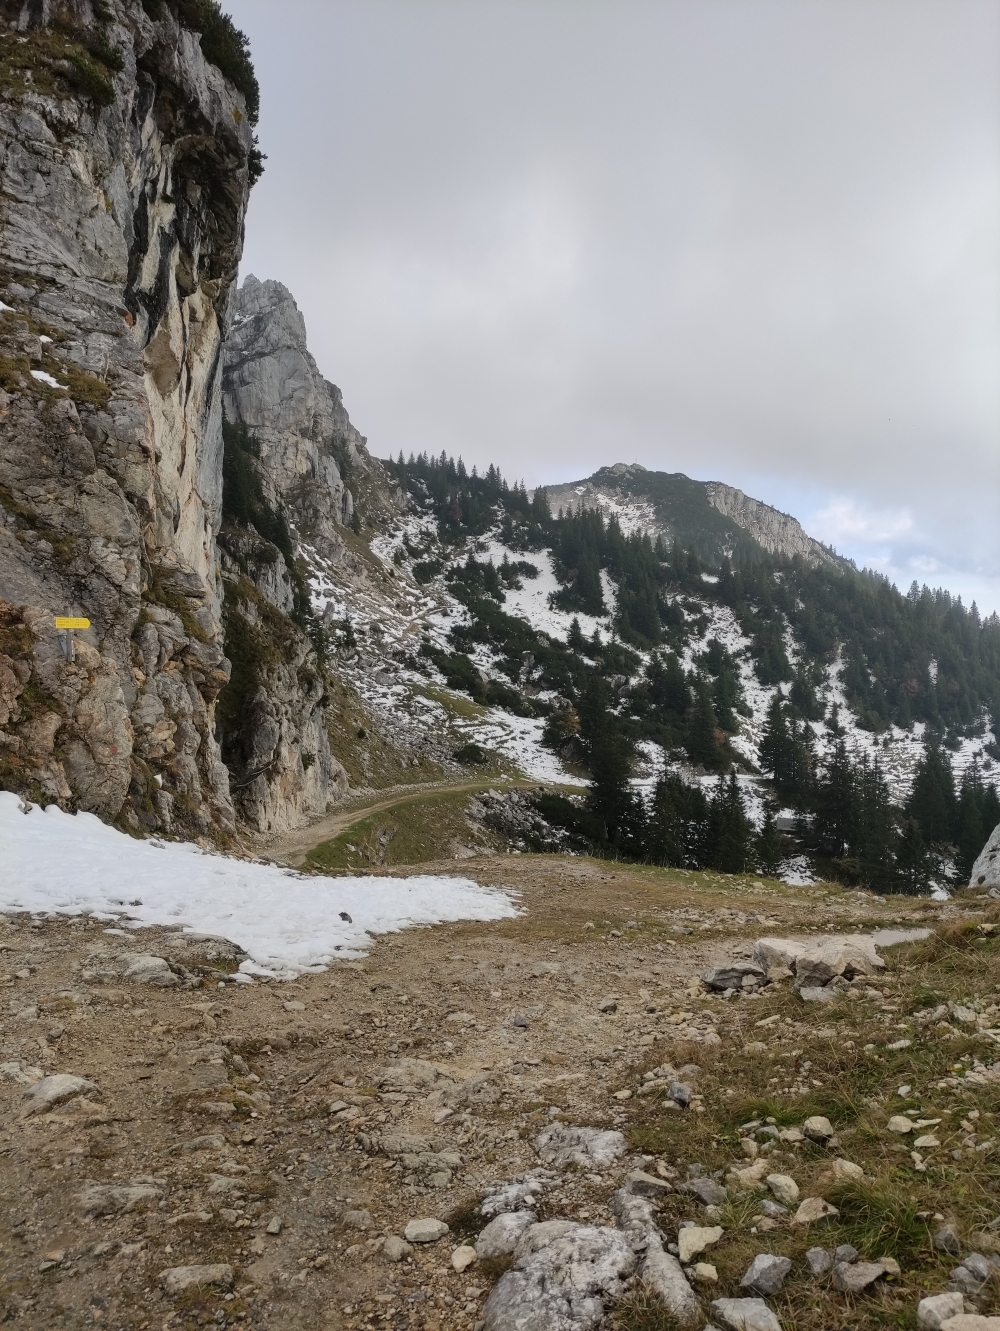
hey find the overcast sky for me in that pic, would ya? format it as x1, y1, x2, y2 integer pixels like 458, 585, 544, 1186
229, 0, 1000, 614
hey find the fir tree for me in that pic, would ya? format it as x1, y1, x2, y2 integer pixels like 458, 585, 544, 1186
708, 771, 754, 873
905, 745, 956, 846
895, 817, 931, 895
755, 805, 784, 878
685, 679, 722, 769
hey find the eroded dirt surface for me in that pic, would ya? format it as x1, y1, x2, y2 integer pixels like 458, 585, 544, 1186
0, 858, 943, 1330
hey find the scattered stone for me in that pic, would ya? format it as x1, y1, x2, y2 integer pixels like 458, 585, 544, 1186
480, 1180, 544, 1218
452, 1244, 478, 1272
802, 1116, 835, 1142
934, 1226, 962, 1255
626, 1169, 673, 1198
404, 1218, 449, 1244
21, 1074, 98, 1118
681, 1176, 728, 1207
917, 1294, 965, 1331
669, 1081, 693, 1107
791, 1198, 839, 1226
0, 1060, 43, 1086
779, 1127, 804, 1144
888, 1115, 915, 1134
740, 1253, 792, 1296
598, 998, 617, 1013
343, 1209, 373, 1231
830, 1158, 865, 1182
757, 1200, 787, 1219
694, 1262, 719, 1283
701, 962, 766, 992
799, 986, 839, 1004
915, 1135, 941, 1149
534, 1123, 627, 1170
78, 1184, 162, 1218
265, 1216, 282, 1235
710, 1296, 783, 1331
805, 1246, 834, 1274
477, 1212, 537, 1258
832, 1261, 886, 1293
834, 1244, 859, 1263
383, 1236, 413, 1262
639, 1241, 702, 1326
283, 1001, 305, 1013
158, 1265, 233, 1296
880, 1257, 901, 1279
677, 1225, 723, 1265
180, 1134, 226, 1154
481, 1223, 636, 1331
125, 955, 178, 986
765, 1174, 799, 1206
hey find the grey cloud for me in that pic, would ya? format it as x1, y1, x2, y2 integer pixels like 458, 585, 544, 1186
229, 0, 1000, 609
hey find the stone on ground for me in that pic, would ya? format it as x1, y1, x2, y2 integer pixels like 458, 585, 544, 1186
765, 1174, 799, 1206
802, 1116, 835, 1141
452, 1245, 477, 1272
701, 962, 765, 992
125, 954, 178, 986
805, 1246, 834, 1274
481, 1223, 635, 1331
626, 1169, 672, 1197
77, 1183, 162, 1217
639, 1241, 702, 1326
791, 1197, 839, 1226
677, 1224, 723, 1264
940, 1318, 1000, 1331
534, 1123, 627, 1170
740, 1254, 792, 1296
832, 1260, 887, 1293
383, 1236, 413, 1262
158, 1265, 233, 1296
21, 1074, 98, 1117
404, 1218, 449, 1244
710, 1296, 783, 1331
681, 1177, 728, 1206
917, 1293, 966, 1330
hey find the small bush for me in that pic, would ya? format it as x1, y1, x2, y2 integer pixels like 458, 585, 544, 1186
454, 743, 487, 766
826, 1178, 927, 1265
67, 54, 115, 106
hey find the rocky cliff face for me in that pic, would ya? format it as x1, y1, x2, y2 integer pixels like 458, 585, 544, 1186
212, 277, 406, 835
222, 276, 403, 562
705, 482, 835, 566
0, 0, 253, 836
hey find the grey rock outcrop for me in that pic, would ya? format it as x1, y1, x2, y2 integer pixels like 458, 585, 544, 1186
705, 482, 836, 565
222, 276, 403, 563
0, 0, 254, 833
971, 823, 1000, 890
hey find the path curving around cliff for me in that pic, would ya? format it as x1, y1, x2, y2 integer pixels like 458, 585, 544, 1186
262, 777, 541, 867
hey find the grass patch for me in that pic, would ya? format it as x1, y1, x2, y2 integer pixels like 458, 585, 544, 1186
608, 1289, 682, 1330
824, 1178, 928, 1265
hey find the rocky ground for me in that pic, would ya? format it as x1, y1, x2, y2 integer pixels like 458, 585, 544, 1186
2, 855, 1000, 1331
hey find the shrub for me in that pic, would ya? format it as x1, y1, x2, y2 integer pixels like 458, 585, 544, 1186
67, 55, 115, 106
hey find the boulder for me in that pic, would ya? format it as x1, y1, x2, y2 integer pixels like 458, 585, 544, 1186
78, 1183, 162, 1217
970, 821, 1000, 890
802, 1116, 835, 1142
940, 1318, 1000, 1331
125, 955, 178, 986
682, 1176, 728, 1207
626, 1169, 673, 1198
752, 938, 800, 974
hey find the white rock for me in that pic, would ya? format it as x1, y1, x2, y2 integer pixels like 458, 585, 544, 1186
791, 1197, 839, 1226
404, 1218, 449, 1244
482, 1223, 636, 1331
799, 986, 838, 1003
78, 1183, 163, 1217
677, 1224, 723, 1264
940, 1317, 1000, 1331
383, 1236, 413, 1262
694, 1262, 719, 1283
641, 1240, 702, 1325
887, 1115, 914, 1134
452, 1244, 478, 1272
917, 1292, 964, 1330
0, 1060, 43, 1086
711, 1296, 783, 1331
534, 1123, 627, 1170
477, 1211, 537, 1258
802, 1116, 835, 1141
21, 1074, 98, 1118
830, 1158, 865, 1182
765, 1174, 799, 1206
124, 954, 178, 987
970, 821, 1000, 889
158, 1264, 233, 1295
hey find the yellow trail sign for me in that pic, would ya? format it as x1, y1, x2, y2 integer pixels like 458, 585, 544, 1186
54, 617, 90, 630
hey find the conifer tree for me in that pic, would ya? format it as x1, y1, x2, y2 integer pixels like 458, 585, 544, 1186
685, 679, 722, 769
905, 746, 956, 846
708, 771, 753, 873
755, 804, 784, 878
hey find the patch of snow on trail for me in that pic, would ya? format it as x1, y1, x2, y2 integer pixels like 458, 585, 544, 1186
0, 794, 519, 979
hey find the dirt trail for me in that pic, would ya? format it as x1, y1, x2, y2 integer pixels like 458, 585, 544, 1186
0, 855, 945, 1331
264, 779, 534, 867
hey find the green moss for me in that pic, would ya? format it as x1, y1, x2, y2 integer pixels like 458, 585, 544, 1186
144, 566, 210, 643
66, 54, 115, 107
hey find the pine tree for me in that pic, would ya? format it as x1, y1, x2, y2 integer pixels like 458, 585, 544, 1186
755, 805, 784, 878
685, 679, 722, 769
895, 817, 931, 895
707, 771, 753, 873
813, 740, 854, 858
567, 617, 585, 651
905, 745, 956, 846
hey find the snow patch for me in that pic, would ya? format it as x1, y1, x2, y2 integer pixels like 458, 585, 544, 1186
0, 794, 520, 979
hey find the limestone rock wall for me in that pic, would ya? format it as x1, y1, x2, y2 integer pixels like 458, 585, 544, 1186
705, 483, 835, 567
0, 0, 253, 834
